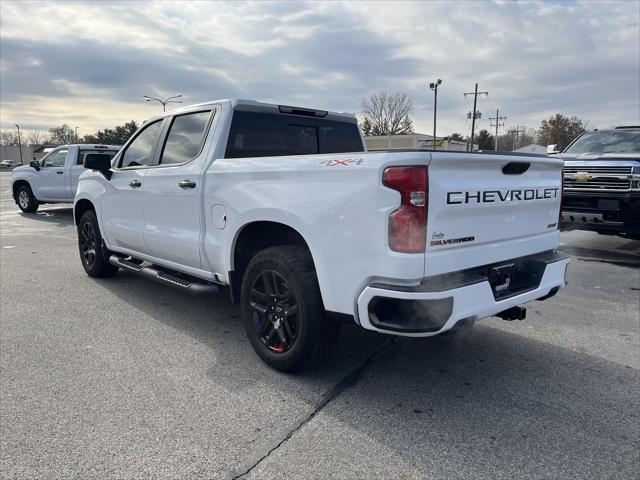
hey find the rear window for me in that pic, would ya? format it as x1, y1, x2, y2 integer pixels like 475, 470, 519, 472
224, 111, 363, 158
77, 150, 118, 165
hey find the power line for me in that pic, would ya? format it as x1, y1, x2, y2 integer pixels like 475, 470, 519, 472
489, 109, 507, 152
463, 83, 488, 151
509, 125, 526, 150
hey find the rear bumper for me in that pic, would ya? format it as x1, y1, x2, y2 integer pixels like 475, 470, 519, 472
356, 251, 570, 337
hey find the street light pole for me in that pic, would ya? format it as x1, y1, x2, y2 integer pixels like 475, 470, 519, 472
143, 94, 183, 112
429, 79, 442, 150
75, 127, 79, 143
15, 124, 23, 165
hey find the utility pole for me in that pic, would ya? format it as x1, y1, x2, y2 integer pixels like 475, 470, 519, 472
429, 79, 442, 150
489, 109, 507, 151
15, 124, 23, 165
463, 83, 488, 151
509, 125, 525, 150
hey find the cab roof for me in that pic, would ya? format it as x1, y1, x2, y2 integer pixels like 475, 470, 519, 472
147, 98, 358, 124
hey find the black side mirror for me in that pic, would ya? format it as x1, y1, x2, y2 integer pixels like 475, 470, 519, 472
84, 153, 112, 179
29, 160, 40, 171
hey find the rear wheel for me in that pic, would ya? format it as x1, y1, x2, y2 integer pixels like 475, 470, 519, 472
240, 245, 340, 372
16, 185, 38, 213
78, 210, 118, 278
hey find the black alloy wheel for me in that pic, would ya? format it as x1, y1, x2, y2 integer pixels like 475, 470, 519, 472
77, 210, 118, 278
240, 245, 340, 372
80, 220, 97, 268
249, 269, 299, 354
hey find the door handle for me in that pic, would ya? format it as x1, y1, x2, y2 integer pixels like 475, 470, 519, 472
56, 171, 63, 174
178, 180, 196, 189
129, 179, 142, 188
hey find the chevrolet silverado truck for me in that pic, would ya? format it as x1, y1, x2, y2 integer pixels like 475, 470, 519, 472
552, 126, 640, 238
74, 99, 569, 371
11, 144, 120, 213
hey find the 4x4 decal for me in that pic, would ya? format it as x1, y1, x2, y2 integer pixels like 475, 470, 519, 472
319, 158, 366, 167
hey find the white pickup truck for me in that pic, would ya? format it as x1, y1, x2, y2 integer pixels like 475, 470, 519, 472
10, 144, 120, 213
74, 99, 569, 371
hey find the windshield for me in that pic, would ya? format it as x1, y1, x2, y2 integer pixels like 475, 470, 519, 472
564, 129, 639, 155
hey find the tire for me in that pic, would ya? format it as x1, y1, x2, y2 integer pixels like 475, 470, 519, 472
16, 184, 38, 213
78, 210, 118, 278
240, 245, 340, 372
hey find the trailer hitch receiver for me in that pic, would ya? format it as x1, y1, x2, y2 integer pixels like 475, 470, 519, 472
496, 306, 527, 321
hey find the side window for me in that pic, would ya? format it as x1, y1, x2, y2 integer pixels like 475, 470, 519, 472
120, 121, 163, 168
160, 111, 212, 165
43, 149, 68, 167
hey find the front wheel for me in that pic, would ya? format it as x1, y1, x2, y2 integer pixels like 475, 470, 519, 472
240, 245, 340, 372
16, 185, 38, 213
78, 210, 118, 278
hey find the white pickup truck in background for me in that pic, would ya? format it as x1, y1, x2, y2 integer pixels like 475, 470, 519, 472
74, 99, 569, 371
10, 144, 120, 213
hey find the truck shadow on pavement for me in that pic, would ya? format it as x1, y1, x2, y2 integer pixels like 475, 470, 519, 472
93, 270, 639, 479
560, 232, 640, 268
19, 206, 75, 227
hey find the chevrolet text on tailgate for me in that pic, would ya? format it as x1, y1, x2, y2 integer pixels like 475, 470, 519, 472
74, 99, 570, 371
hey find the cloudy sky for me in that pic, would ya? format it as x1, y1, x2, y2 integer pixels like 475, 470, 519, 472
1, 0, 639, 139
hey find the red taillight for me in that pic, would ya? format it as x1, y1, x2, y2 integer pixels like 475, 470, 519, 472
382, 166, 428, 253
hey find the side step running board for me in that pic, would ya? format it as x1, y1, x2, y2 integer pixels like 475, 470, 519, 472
109, 255, 220, 296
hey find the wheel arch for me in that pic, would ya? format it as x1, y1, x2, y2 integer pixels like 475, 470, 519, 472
12, 179, 32, 203
74, 198, 96, 226
228, 221, 316, 303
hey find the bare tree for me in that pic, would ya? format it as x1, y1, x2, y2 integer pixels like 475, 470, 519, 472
361, 91, 415, 136
25, 130, 49, 146
48, 124, 76, 145
496, 125, 535, 151
0, 130, 19, 146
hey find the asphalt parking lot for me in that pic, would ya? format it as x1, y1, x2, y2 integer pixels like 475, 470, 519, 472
1, 170, 638, 479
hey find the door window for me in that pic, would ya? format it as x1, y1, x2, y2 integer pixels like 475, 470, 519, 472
160, 111, 212, 165
120, 121, 163, 168
43, 149, 68, 167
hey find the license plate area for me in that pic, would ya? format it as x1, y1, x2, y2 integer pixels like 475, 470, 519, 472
488, 259, 546, 300
489, 264, 514, 297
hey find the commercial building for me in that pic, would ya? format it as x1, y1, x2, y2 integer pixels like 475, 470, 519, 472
364, 134, 477, 152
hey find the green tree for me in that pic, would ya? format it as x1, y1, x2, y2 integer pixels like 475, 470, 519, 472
82, 121, 139, 145
448, 133, 465, 142
360, 117, 373, 136
537, 114, 586, 151
476, 129, 495, 150
361, 91, 415, 135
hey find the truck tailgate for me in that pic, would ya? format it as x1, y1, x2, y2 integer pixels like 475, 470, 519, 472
425, 152, 563, 276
